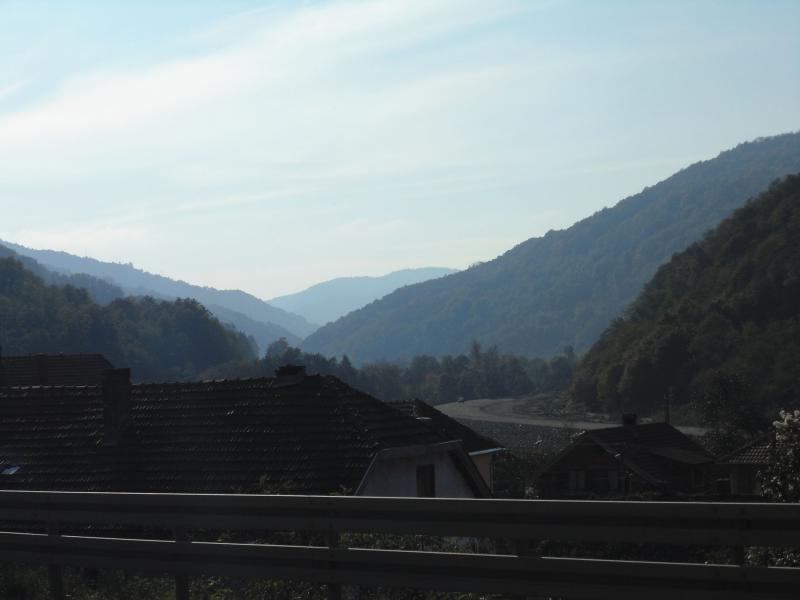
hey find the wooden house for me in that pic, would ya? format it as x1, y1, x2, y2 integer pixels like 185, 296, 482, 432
535, 416, 715, 498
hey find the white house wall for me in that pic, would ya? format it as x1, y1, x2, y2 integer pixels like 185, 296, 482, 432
470, 453, 493, 491
358, 444, 476, 498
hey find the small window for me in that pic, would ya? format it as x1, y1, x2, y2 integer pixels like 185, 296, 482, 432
608, 470, 619, 491
416, 464, 435, 497
693, 468, 705, 488
568, 470, 586, 490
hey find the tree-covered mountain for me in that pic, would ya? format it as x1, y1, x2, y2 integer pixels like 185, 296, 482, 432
0, 244, 125, 305
303, 133, 800, 363
0, 257, 256, 381
1, 241, 316, 343
268, 267, 456, 326
570, 174, 800, 418
207, 303, 300, 349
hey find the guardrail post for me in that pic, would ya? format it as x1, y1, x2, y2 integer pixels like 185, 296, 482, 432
512, 538, 536, 600
46, 522, 65, 600
327, 531, 342, 600
733, 518, 750, 567
174, 526, 190, 600
734, 517, 747, 566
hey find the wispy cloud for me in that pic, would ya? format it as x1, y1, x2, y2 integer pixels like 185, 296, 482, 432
1, 0, 797, 296
0, 0, 535, 192
0, 80, 26, 102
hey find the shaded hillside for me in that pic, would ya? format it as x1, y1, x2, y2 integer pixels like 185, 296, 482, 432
0, 243, 292, 355
269, 267, 456, 325
1, 241, 316, 340
0, 244, 124, 305
0, 257, 255, 381
303, 133, 800, 363
571, 174, 800, 417
207, 303, 300, 351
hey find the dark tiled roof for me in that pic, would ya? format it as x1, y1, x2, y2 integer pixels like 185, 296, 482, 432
720, 436, 772, 465
536, 422, 715, 491
588, 423, 712, 459
392, 400, 502, 454
0, 354, 114, 387
585, 423, 715, 485
0, 375, 442, 494
0, 385, 114, 490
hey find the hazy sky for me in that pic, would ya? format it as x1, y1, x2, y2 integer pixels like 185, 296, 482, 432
1, 0, 798, 299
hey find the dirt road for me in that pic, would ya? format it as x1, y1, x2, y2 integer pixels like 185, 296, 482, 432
437, 397, 705, 436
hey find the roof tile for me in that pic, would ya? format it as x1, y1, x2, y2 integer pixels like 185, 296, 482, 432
0, 374, 442, 494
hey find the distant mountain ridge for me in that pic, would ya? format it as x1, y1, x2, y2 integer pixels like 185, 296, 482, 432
0, 254, 255, 381
0, 241, 297, 353
207, 303, 300, 348
1, 241, 314, 349
269, 267, 457, 325
0, 244, 125, 305
302, 133, 800, 363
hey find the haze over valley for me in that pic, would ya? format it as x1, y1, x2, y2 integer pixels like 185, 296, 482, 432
4, 133, 800, 418
2, 3, 800, 593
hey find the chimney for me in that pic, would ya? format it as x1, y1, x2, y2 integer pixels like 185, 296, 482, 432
274, 364, 306, 388
621, 413, 637, 427
103, 368, 131, 446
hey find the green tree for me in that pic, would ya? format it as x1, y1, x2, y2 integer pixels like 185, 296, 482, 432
692, 371, 766, 455
760, 409, 800, 503
0, 257, 255, 382
750, 409, 800, 568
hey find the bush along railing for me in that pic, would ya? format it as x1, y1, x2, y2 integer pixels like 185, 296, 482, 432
0, 490, 798, 599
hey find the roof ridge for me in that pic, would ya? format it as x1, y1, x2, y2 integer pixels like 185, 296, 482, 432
584, 431, 665, 486
0, 352, 109, 359
0, 383, 102, 391
134, 376, 277, 389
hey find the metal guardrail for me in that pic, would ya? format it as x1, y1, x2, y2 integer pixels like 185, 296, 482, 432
0, 490, 798, 599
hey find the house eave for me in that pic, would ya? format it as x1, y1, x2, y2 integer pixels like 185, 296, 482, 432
354, 440, 489, 498
468, 447, 504, 457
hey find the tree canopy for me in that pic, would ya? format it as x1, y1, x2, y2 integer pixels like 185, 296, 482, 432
571, 174, 800, 419
204, 339, 577, 404
0, 257, 255, 381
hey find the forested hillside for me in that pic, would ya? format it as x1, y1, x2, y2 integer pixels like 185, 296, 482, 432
269, 267, 456, 325
303, 133, 800, 363
207, 303, 301, 349
571, 174, 800, 418
0, 244, 125, 305
0, 257, 255, 381
1, 241, 316, 340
